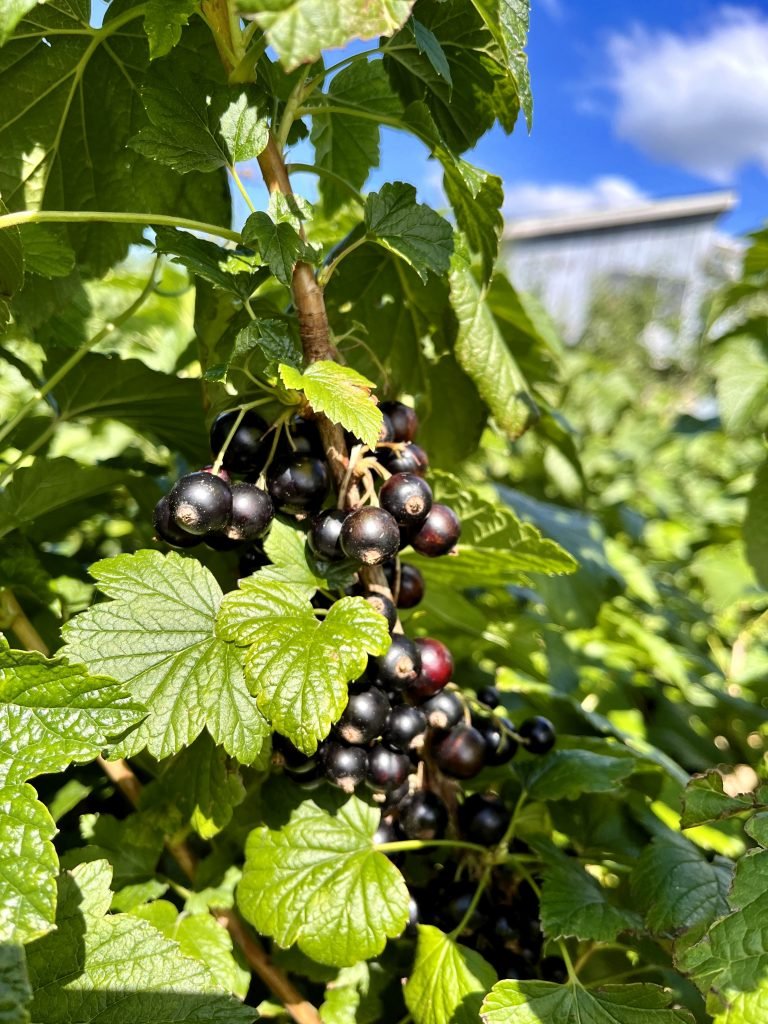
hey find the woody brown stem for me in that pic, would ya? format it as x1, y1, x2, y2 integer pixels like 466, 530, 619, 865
0, 589, 49, 655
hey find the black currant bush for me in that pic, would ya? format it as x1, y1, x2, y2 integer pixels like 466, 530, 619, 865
0, 3, 767, 1024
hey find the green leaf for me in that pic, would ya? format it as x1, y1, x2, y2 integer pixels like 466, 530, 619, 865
404, 925, 497, 1024
217, 576, 390, 753
61, 551, 270, 764
0, 459, 124, 540
227, 320, 303, 385
0, 783, 57, 944
364, 182, 453, 282
18, 224, 75, 279
239, 0, 416, 70
469, 0, 532, 127
412, 19, 452, 84
238, 792, 409, 966
153, 227, 265, 300
131, 65, 268, 172
539, 854, 641, 942
0, 0, 38, 45
712, 336, 768, 433
25, 861, 255, 1023
0, 199, 23, 314
481, 980, 694, 1024
159, 734, 245, 840
443, 159, 503, 284
519, 744, 641, 801
143, 0, 199, 60
744, 458, 768, 589
680, 770, 763, 829
631, 833, 732, 937
0, 943, 31, 1024
279, 360, 383, 449
242, 212, 317, 287
450, 247, 538, 438
261, 517, 356, 594
311, 61, 402, 214
319, 963, 373, 1024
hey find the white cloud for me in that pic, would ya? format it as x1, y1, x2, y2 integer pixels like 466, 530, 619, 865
503, 175, 646, 219
607, 7, 768, 182
537, 0, 564, 21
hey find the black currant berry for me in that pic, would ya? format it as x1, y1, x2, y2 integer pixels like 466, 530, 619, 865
268, 454, 329, 513
373, 817, 398, 846
518, 716, 556, 755
272, 733, 316, 771
399, 791, 448, 841
378, 442, 429, 477
285, 761, 325, 789
282, 416, 324, 458
210, 409, 269, 474
205, 532, 242, 552
459, 793, 511, 845
433, 724, 486, 779
411, 504, 461, 557
422, 690, 464, 729
153, 496, 200, 548
473, 715, 518, 766
308, 508, 347, 561
379, 473, 433, 528
396, 563, 424, 609
322, 741, 368, 793
383, 705, 427, 752
410, 638, 454, 700
406, 896, 420, 935
367, 743, 411, 792
381, 401, 419, 443
340, 507, 400, 565
337, 686, 390, 745
382, 779, 411, 810
365, 592, 398, 631
371, 633, 422, 690
168, 472, 232, 536
440, 888, 488, 933
477, 685, 501, 709
226, 482, 274, 542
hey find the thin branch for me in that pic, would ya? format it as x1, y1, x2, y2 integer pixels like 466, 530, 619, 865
0, 209, 241, 244
0, 590, 49, 654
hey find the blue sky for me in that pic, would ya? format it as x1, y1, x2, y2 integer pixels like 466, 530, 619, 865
282, 1, 768, 238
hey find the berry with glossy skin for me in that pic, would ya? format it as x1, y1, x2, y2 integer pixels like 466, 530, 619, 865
433, 724, 486, 779
373, 817, 398, 846
382, 779, 411, 810
383, 705, 427, 752
399, 791, 448, 841
340, 507, 400, 565
282, 416, 324, 458
422, 690, 464, 729
272, 733, 316, 772
413, 638, 454, 694
477, 685, 501, 709
378, 442, 429, 477
366, 743, 411, 792
459, 793, 511, 845
337, 686, 390, 745
406, 896, 420, 935
371, 634, 422, 690
210, 409, 269, 474
365, 592, 398, 631
519, 716, 556, 755
168, 472, 232, 536
379, 473, 433, 529
322, 742, 368, 793
440, 888, 488, 933
226, 482, 274, 542
473, 715, 518, 766
308, 509, 347, 561
411, 504, 461, 557
205, 532, 241, 552
381, 400, 419, 443
153, 496, 200, 548
268, 454, 329, 513
396, 563, 425, 608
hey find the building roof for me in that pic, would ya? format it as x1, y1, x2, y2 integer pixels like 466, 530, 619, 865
504, 190, 738, 241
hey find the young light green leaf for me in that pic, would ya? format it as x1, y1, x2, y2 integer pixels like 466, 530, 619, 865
631, 833, 732, 937
469, 0, 532, 127
481, 980, 694, 1024
0, 0, 38, 44
680, 770, 763, 829
61, 551, 270, 765
0, 638, 144, 786
153, 226, 265, 300
238, 793, 409, 965
159, 734, 245, 840
25, 861, 255, 1023
404, 925, 497, 1024
0, 943, 31, 1024
0, 783, 57, 944
261, 517, 356, 595
242, 212, 317, 287
320, 962, 372, 1024
744, 458, 768, 589
240, 0, 416, 70
143, 0, 199, 59
278, 360, 383, 449
364, 182, 453, 282
712, 336, 768, 433
217, 577, 390, 753
539, 854, 641, 942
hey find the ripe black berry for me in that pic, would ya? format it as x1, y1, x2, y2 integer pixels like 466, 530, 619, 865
205, 532, 241, 552
519, 716, 556, 755
382, 779, 411, 810
433, 724, 486, 779
379, 473, 433, 528
407, 896, 419, 935
226, 482, 274, 542
337, 686, 390, 745
323, 741, 368, 793
153, 496, 200, 548
422, 690, 464, 729
383, 705, 427, 752
399, 791, 448, 841
282, 416, 324, 458
168, 472, 232, 536
367, 743, 411, 792
365, 592, 398, 631
477, 685, 501, 709
308, 508, 347, 561
473, 715, 518, 766
410, 638, 453, 699
395, 563, 424, 608
459, 793, 511, 845
378, 442, 429, 476
210, 409, 269, 474
272, 733, 315, 771
340, 507, 400, 565
371, 633, 422, 690
268, 454, 329, 513
373, 817, 398, 846
381, 401, 419, 443
411, 504, 461, 557
439, 888, 488, 933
